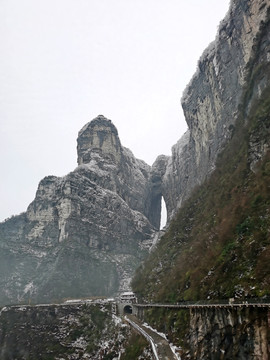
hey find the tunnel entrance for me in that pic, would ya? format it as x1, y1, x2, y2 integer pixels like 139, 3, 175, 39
124, 305, 133, 314
160, 196, 167, 229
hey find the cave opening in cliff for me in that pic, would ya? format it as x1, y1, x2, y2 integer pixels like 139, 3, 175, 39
160, 196, 167, 229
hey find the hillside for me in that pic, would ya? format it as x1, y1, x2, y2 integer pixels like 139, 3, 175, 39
132, 8, 270, 303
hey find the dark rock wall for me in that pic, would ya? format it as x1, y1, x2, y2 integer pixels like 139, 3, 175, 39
135, 305, 270, 360
0, 302, 127, 360
188, 307, 270, 360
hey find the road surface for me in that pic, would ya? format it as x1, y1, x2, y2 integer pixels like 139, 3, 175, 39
125, 314, 179, 360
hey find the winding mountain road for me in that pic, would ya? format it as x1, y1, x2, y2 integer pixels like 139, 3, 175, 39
125, 314, 179, 360
123, 300, 270, 359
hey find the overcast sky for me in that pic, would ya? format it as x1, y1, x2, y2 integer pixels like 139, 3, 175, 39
0, 0, 230, 221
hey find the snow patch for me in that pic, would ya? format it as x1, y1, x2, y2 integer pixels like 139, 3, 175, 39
142, 322, 167, 340
24, 281, 34, 295
0, 306, 8, 316
142, 322, 182, 360
149, 231, 162, 252
64, 299, 82, 304
71, 336, 87, 350
112, 314, 122, 326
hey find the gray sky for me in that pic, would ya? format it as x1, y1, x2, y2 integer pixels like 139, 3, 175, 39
0, 0, 230, 221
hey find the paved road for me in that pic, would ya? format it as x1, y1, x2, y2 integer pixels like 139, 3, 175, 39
125, 314, 179, 360
135, 302, 270, 309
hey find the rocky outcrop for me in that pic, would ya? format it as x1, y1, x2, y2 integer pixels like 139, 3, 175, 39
138, 306, 270, 360
152, 131, 191, 221
76, 116, 158, 227
135, 0, 270, 356
0, 302, 128, 359
188, 307, 269, 360
153, 0, 270, 222
0, 115, 157, 305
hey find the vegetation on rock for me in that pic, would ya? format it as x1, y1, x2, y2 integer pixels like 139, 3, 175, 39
120, 331, 151, 360
0, 303, 129, 360
132, 18, 270, 303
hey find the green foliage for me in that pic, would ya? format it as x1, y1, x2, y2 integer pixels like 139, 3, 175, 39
218, 241, 237, 262
143, 308, 190, 350
0, 304, 121, 359
68, 305, 110, 356
121, 332, 148, 360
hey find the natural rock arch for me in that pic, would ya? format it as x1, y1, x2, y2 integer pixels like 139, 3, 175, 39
160, 196, 167, 229
149, 155, 169, 229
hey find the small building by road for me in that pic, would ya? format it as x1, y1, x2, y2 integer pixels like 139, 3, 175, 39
119, 292, 137, 304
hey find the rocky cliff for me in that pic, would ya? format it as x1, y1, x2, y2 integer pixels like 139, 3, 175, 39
0, 115, 158, 305
0, 0, 270, 358
133, 0, 270, 356
188, 306, 269, 359
2, 1, 269, 307
0, 301, 126, 359
133, 0, 270, 306
139, 305, 269, 360
153, 0, 270, 221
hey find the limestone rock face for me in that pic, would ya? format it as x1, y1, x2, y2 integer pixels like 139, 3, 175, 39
0, 116, 157, 305
77, 115, 122, 165
188, 307, 269, 360
152, 131, 191, 222
77, 115, 156, 226
155, 0, 270, 222
1, 0, 270, 307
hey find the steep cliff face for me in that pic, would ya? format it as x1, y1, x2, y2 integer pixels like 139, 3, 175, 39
188, 307, 269, 360
153, 0, 270, 222
76, 116, 157, 227
0, 115, 157, 305
139, 306, 270, 360
133, 0, 270, 355
133, 0, 270, 303
0, 302, 128, 359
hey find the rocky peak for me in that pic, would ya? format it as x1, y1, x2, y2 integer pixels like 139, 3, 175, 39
77, 115, 122, 165
0, 115, 159, 305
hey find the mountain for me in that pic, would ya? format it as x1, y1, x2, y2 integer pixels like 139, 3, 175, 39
133, 0, 270, 304
0, 0, 270, 358
129, 1, 270, 357
0, 115, 159, 305
131, 1, 270, 357
1, 0, 269, 310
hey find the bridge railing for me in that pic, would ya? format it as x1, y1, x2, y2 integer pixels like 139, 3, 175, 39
134, 297, 270, 308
